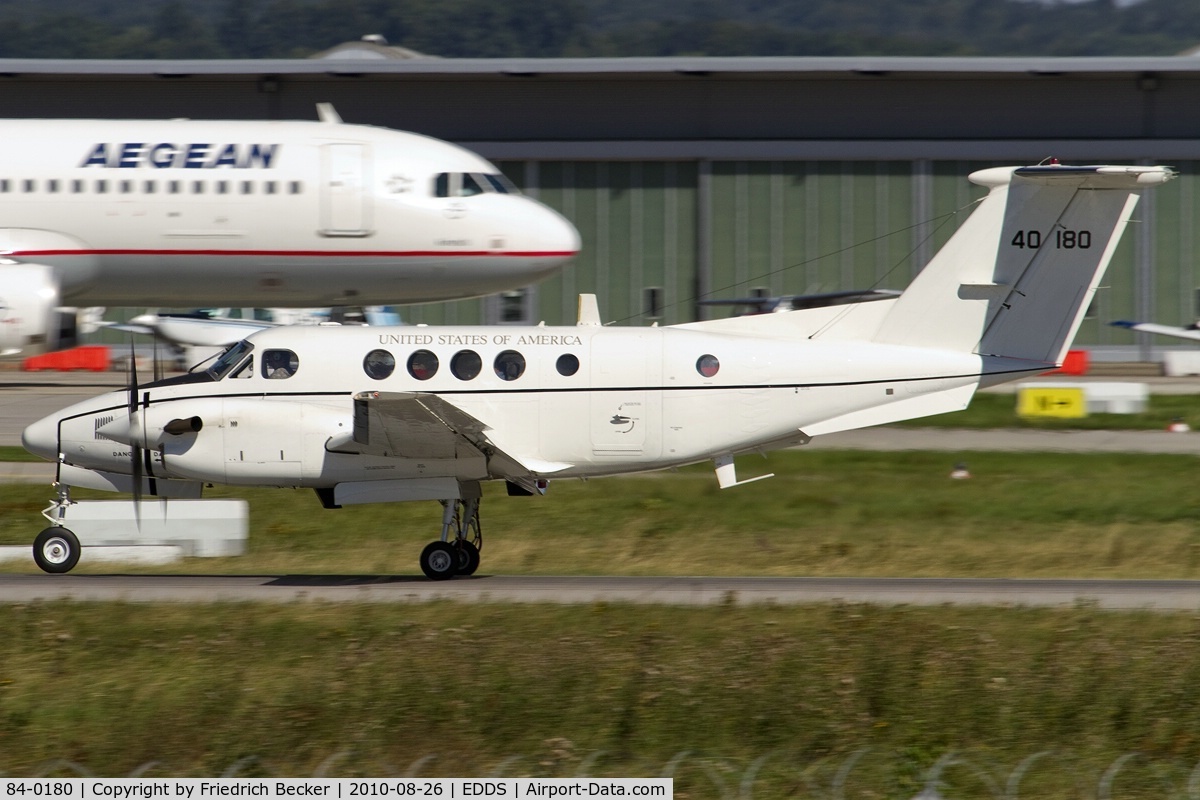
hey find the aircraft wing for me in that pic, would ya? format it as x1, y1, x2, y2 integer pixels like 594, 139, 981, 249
1110, 320, 1200, 343
333, 391, 570, 487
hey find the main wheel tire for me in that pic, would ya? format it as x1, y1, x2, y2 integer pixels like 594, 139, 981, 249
33, 527, 81, 574
420, 541, 458, 581
455, 540, 481, 576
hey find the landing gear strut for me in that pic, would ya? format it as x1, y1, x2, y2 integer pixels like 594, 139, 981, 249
420, 495, 483, 581
34, 483, 80, 574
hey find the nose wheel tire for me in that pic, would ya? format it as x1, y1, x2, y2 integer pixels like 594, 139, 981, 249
420, 541, 458, 581
33, 527, 81, 574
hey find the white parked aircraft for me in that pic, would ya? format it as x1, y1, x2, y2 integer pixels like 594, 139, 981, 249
108, 306, 405, 369
21, 163, 1175, 577
1110, 319, 1200, 342
110, 307, 403, 348
0, 105, 579, 357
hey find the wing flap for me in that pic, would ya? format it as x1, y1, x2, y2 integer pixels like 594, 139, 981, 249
337, 391, 571, 480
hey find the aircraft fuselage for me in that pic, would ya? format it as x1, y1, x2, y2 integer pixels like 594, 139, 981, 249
25, 321, 993, 492
0, 118, 579, 306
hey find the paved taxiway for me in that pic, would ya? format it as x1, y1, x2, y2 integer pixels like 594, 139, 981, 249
1, 575, 1199, 609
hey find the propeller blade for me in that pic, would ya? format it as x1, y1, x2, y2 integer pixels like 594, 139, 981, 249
128, 336, 142, 530
127, 336, 137, 416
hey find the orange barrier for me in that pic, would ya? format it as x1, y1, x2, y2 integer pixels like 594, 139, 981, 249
22, 345, 111, 372
1043, 349, 1089, 376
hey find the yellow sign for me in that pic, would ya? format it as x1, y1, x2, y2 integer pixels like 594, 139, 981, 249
1016, 387, 1087, 418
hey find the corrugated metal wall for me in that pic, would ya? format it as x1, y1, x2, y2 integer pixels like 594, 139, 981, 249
403, 158, 1190, 358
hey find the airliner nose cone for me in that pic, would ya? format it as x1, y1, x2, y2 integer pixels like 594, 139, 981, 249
542, 207, 581, 263
22, 414, 59, 462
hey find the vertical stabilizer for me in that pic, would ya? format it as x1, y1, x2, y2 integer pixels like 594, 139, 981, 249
873, 165, 1175, 365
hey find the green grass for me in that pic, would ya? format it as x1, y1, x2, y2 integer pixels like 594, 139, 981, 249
4, 450, 1200, 793
0, 601, 1198, 798
0, 446, 43, 462
4, 450, 1200, 578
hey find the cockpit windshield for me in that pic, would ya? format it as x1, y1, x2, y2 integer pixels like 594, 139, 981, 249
483, 173, 519, 194
206, 340, 255, 380
432, 172, 521, 198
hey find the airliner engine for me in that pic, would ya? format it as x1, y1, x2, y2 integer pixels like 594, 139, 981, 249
0, 263, 80, 357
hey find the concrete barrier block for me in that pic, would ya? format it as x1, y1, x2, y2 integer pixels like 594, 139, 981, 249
1163, 351, 1200, 377
58, 498, 249, 557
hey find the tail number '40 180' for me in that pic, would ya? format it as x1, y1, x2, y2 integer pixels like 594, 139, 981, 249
1011, 230, 1092, 249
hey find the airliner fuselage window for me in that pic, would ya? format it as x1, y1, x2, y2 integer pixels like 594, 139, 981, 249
408, 349, 439, 380
556, 353, 580, 376
363, 349, 396, 380
263, 349, 299, 379
451, 350, 482, 381
494, 350, 525, 381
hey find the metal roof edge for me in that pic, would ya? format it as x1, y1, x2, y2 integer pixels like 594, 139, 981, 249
0, 55, 1196, 79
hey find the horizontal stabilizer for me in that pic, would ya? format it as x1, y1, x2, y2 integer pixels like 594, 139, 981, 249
804, 382, 977, 437
1010, 164, 1176, 188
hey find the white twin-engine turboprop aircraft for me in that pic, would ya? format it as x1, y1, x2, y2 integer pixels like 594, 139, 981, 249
0, 105, 579, 356
21, 163, 1175, 577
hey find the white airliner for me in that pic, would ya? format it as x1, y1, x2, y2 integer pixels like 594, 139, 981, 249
0, 105, 580, 357
21, 163, 1175, 577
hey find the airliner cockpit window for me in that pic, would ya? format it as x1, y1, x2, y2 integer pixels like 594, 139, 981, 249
263, 349, 299, 379
206, 340, 254, 380
434, 172, 501, 198
434, 172, 450, 198
484, 174, 519, 195
461, 173, 485, 197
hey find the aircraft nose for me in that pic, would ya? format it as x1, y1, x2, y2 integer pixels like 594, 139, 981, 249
539, 205, 581, 264
22, 413, 60, 462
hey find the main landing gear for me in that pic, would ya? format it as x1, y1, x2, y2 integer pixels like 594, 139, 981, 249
34, 484, 81, 574
420, 496, 483, 581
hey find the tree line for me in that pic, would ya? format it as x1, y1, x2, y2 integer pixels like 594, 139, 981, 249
0, 0, 1195, 59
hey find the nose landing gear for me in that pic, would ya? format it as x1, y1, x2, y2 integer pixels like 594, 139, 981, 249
33, 483, 81, 574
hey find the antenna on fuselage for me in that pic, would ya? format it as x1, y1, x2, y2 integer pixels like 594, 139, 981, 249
576, 294, 601, 327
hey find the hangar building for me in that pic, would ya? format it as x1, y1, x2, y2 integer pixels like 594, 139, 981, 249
5, 54, 1200, 359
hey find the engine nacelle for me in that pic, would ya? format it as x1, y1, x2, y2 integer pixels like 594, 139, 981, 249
0, 263, 73, 357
